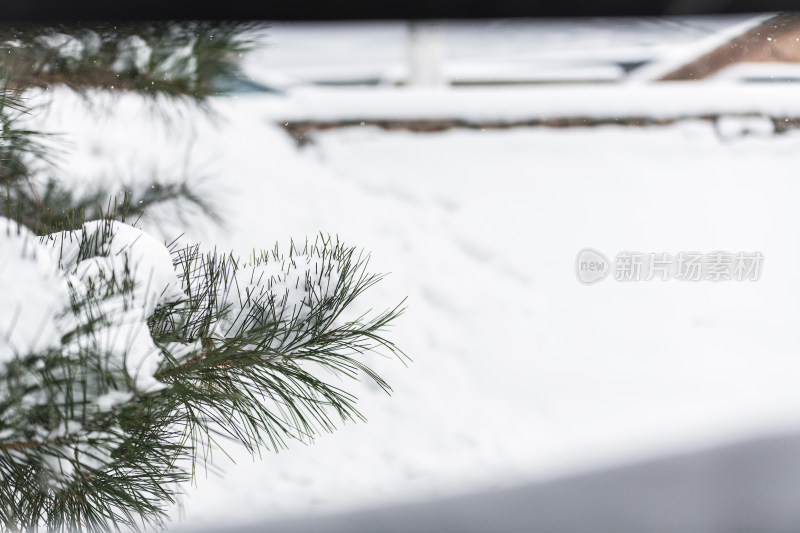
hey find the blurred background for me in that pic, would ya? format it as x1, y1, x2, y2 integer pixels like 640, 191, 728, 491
11, 13, 800, 532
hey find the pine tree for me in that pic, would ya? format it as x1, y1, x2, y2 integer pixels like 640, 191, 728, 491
0, 23, 406, 532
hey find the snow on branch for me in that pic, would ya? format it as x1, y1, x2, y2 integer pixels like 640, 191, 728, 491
0, 218, 405, 532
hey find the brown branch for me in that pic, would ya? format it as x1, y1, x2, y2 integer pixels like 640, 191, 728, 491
154, 334, 296, 381
1, 434, 67, 452
154, 351, 207, 381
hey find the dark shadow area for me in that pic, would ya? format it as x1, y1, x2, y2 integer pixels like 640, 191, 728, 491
202, 431, 800, 533
6, 0, 800, 23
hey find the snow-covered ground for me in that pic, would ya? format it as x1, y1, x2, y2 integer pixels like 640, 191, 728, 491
21, 18, 800, 531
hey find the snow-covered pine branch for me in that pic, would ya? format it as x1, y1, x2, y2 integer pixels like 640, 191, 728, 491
0, 217, 405, 532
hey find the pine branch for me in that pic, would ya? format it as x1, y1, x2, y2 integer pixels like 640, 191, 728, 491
0, 21, 254, 236
0, 220, 407, 532
0, 22, 262, 100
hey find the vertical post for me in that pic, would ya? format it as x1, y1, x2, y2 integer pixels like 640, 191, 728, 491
407, 21, 446, 87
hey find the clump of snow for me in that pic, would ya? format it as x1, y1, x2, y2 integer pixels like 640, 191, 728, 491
81, 30, 102, 56
44, 220, 184, 391
111, 35, 152, 73
95, 390, 135, 411
153, 38, 197, 81
47, 220, 184, 314
0, 218, 69, 363
35, 33, 86, 62
92, 316, 167, 393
